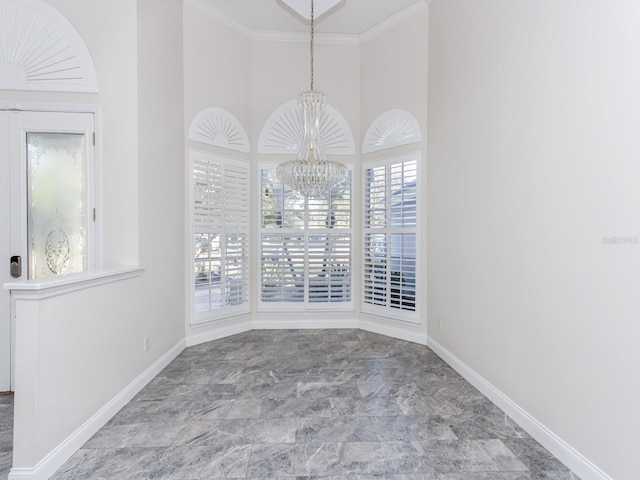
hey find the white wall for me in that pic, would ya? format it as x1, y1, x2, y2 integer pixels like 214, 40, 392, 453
428, 1, 640, 479
251, 39, 360, 144
12, 276, 147, 468
137, 0, 186, 356
182, 5, 254, 342
6, 0, 187, 474
359, 10, 429, 341
183, 6, 252, 133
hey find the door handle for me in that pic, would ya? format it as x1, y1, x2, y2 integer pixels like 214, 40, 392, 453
10, 255, 21, 278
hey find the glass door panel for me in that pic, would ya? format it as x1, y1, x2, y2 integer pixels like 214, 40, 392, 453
26, 132, 87, 279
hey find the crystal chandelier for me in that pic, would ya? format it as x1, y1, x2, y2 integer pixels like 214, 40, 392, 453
276, 0, 348, 198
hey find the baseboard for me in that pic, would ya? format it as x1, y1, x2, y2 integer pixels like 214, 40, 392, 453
253, 318, 359, 330
359, 319, 427, 345
185, 319, 252, 347
427, 336, 613, 480
186, 317, 422, 346
8, 339, 186, 480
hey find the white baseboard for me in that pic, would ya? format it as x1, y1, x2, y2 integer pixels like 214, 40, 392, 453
427, 336, 612, 480
360, 319, 427, 345
8, 339, 185, 480
185, 319, 252, 347
253, 318, 359, 330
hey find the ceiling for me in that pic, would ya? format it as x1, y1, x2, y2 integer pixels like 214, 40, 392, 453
197, 0, 425, 35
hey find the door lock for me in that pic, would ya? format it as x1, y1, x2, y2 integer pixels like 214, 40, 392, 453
10, 256, 21, 278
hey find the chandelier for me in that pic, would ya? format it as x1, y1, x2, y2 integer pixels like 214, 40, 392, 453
276, 0, 348, 198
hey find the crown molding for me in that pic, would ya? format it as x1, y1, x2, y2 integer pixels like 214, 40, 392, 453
184, 0, 428, 45
360, 0, 429, 43
253, 30, 360, 45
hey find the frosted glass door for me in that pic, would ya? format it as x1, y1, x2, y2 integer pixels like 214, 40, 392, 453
26, 132, 88, 279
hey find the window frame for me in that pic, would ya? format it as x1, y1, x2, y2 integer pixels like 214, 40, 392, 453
257, 161, 354, 312
190, 149, 250, 325
362, 151, 420, 324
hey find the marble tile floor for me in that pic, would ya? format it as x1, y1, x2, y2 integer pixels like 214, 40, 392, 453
0, 394, 12, 480
10, 329, 579, 479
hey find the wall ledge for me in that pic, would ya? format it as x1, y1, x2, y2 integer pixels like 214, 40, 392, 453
4, 266, 144, 300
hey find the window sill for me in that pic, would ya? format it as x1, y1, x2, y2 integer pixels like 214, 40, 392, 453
3, 265, 144, 300
257, 304, 356, 314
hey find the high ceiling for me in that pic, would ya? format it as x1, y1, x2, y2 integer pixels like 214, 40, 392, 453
197, 0, 425, 35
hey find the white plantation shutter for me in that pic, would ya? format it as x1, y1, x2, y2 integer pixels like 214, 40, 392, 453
192, 151, 249, 322
363, 154, 418, 320
308, 234, 351, 303
363, 232, 387, 306
193, 158, 222, 233
260, 166, 352, 308
260, 234, 305, 303
224, 164, 250, 229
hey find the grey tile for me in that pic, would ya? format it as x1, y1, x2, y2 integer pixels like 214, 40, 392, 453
173, 417, 298, 448
421, 439, 528, 474
396, 395, 464, 417
369, 416, 457, 442
149, 445, 212, 479
328, 397, 405, 417
125, 421, 187, 447
297, 380, 362, 398
172, 420, 224, 447
394, 474, 439, 480
503, 438, 569, 473
236, 380, 299, 399
0, 450, 12, 479
261, 397, 334, 418
40, 330, 579, 480
529, 472, 581, 480
338, 441, 433, 475
107, 400, 193, 425
356, 379, 423, 399
54, 447, 163, 480
188, 398, 262, 420
230, 417, 298, 444
196, 443, 252, 478
436, 474, 530, 480
83, 424, 142, 449
446, 412, 530, 440
247, 442, 342, 477
296, 416, 379, 442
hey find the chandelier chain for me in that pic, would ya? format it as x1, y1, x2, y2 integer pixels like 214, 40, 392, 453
310, 0, 314, 91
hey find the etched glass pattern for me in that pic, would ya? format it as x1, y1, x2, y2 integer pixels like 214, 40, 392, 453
27, 132, 87, 279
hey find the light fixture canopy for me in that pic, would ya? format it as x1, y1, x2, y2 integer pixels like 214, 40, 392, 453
280, 0, 343, 21
276, 0, 348, 197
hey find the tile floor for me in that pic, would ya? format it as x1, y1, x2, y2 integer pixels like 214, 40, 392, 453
0, 394, 12, 479
6, 329, 579, 479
